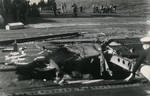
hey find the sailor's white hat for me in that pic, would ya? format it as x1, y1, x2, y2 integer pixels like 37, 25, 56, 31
140, 36, 150, 43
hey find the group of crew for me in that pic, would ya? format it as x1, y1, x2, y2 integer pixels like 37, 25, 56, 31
59, 3, 117, 17
11, 0, 40, 23
93, 5, 117, 13
57, 3, 117, 17
11, 0, 117, 22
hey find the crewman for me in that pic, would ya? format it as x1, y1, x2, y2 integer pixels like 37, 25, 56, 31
60, 3, 64, 14
79, 5, 83, 13
125, 35, 150, 81
72, 3, 78, 17
52, 1, 57, 16
13, 40, 18, 52
20, 0, 30, 23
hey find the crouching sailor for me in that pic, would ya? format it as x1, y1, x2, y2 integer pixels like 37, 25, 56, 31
125, 35, 150, 81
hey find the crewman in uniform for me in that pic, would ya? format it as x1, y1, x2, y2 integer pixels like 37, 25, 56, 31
125, 35, 150, 81
52, 1, 57, 16
72, 3, 78, 17
13, 40, 18, 52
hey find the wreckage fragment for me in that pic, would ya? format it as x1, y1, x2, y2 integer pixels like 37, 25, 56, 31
5, 22, 24, 30
110, 55, 134, 72
0, 37, 148, 84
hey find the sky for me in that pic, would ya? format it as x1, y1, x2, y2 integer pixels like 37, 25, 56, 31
29, 0, 48, 4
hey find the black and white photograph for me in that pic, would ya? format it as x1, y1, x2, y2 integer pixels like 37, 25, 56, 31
0, 0, 150, 96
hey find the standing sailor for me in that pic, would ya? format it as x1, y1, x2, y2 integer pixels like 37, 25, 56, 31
13, 40, 18, 52
52, 1, 57, 16
72, 3, 78, 17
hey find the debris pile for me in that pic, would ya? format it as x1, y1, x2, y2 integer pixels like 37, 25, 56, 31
0, 33, 148, 87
